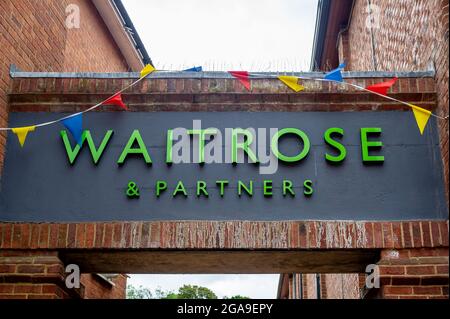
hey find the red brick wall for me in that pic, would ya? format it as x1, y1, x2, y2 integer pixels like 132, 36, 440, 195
304, 274, 318, 299
378, 248, 449, 299
0, 283, 69, 300
342, 0, 449, 193
312, 0, 449, 299
1, 221, 447, 252
286, 248, 448, 299
0, 250, 127, 299
63, 0, 130, 72
1, 73, 447, 299
321, 274, 360, 299
0, 0, 129, 171
0, 2, 131, 298
7, 75, 437, 112
0, 251, 72, 299
80, 274, 127, 299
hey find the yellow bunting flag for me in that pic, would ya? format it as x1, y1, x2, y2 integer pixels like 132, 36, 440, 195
409, 104, 432, 135
140, 64, 156, 78
12, 126, 36, 147
278, 76, 305, 92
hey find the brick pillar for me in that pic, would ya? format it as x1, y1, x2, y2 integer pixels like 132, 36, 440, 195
377, 248, 449, 299
0, 251, 80, 299
302, 274, 319, 299
435, 0, 449, 202
320, 274, 362, 299
288, 274, 295, 299
319, 274, 327, 299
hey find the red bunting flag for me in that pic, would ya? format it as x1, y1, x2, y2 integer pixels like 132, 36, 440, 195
102, 93, 128, 110
229, 71, 251, 91
366, 77, 398, 96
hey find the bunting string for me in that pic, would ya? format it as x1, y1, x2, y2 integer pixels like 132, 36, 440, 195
1, 62, 448, 147
247, 72, 447, 121
0, 72, 145, 132
287, 75, 446, 120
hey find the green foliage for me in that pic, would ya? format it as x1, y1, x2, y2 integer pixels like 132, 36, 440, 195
168, 285, 218, 299
127, 284, 250, 300
126, 285, 153, 299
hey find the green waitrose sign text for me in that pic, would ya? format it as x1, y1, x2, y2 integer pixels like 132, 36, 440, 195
60, 126, 384, 198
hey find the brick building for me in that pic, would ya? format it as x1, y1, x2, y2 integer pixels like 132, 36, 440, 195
0, 0, 150, 171
0, 0, 448, 300
0, 0, 149, 299
278, 0, 449, 299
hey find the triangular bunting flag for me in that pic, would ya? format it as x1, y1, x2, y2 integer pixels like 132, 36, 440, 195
102, 93, 128, 110
278, 76, 305, 92
228, 71, 251, 91
12, 126, 36, 147
62, 114, 83, 145
366, 77, 398, 96
324, 68, 343, 82
324, 62, 346, 82
140, 64, 156, 78
184, 66, 203, 72
410, 104, 432, 135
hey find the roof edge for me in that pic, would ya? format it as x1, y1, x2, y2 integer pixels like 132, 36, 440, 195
92, 0, 152, 71
112, 0, 152, 66
9, 65, 436, 79
310, 0, 331, 71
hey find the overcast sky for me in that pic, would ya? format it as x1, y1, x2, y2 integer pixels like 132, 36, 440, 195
122, 0, 318, 299
123, 0, 318, 72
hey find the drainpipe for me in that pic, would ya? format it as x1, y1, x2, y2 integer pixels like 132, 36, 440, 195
299, 274, 303, 299
367, 0, 378, 71
316, 274, 321, 299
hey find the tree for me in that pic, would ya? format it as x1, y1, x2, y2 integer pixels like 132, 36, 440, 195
126, 285, 153, 299
127, 285, 171, 299
166, 285, 217, 299
127, 284, 249, 300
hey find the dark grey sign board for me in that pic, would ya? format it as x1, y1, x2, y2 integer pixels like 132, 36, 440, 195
0, 112, 447, 222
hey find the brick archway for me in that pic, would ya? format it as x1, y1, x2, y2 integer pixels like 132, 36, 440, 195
0, 72, 448, 299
